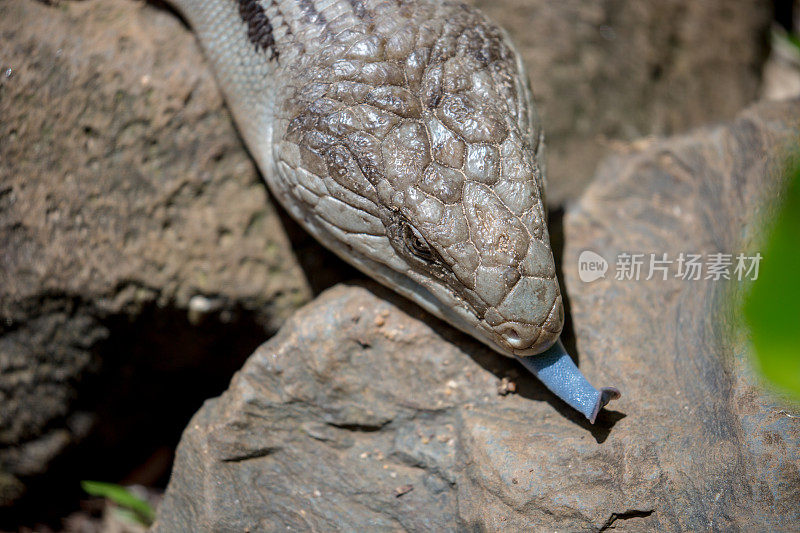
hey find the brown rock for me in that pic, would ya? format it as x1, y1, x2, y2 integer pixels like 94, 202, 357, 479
468, 0, 771, 204
562, 99, 800, 531
155, 100, 800, 531
0, 0, 313, 507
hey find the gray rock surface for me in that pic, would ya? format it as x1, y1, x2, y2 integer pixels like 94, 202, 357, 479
0, 0, 312, 505
561, 99, 800, 531
155, 100, 800, 531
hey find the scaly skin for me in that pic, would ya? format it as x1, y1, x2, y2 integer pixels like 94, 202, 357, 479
168, 0, 619, 421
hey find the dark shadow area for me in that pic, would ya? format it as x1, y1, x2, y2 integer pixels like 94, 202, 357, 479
547, 206, 578, 358
774, 0, 795, 33
146, 0, 190, 28
599, 509, 654, 532
275, 205, 362, 296
1, 301, 267, 530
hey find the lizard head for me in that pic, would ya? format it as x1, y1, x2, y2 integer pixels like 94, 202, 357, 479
274, 5, 563, 357
374, 100, 564, 357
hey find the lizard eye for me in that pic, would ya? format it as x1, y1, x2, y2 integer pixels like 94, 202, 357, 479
402, 223, 434, 262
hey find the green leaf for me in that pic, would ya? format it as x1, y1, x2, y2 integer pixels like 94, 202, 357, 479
744, 155, 800, 399
81, 480, 155, 525
787, 32, 800, 54
113, 507, 149, 527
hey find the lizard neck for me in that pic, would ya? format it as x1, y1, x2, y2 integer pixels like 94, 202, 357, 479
172, 0, 408, 66
166, 0, 409, 178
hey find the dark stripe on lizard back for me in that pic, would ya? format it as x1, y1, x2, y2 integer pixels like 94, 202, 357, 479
236, 0, 279, 60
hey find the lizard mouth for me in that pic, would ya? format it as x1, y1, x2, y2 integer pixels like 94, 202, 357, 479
362, 257, 558, 357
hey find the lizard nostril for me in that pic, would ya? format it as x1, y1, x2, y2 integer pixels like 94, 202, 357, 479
500, 325, 530, 349
497, 323, 552, 352
504, 328, 521, 345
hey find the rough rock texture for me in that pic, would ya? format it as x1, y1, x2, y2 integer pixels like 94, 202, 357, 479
561, 100, 800, 531
0, 0, 314, 507
468, 0, 771, 204
155, 100, 800, 531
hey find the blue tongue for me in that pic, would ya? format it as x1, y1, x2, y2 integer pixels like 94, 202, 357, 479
517, 339, 620, 423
